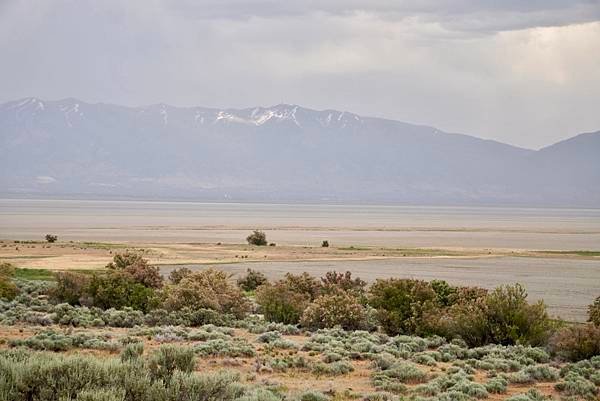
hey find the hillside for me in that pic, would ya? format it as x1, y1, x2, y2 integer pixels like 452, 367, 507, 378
1, 97, 598, 206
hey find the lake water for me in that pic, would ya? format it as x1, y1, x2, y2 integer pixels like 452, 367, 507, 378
1, 198, 599, 249
2, 198, 599, 321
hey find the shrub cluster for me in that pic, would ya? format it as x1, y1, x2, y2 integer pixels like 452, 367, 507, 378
0, 347, 245, 401
162, 268, 250, 318
257, 271, 370, 329
0, 262, 19, 301
370, 280, 552, 346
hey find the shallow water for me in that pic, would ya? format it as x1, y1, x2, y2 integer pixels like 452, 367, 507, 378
1, 199, 599, 250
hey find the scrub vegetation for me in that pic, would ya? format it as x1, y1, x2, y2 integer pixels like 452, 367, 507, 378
0, 254, 598, 401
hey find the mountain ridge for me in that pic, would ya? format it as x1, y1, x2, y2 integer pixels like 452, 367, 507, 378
1, 97, 598, 207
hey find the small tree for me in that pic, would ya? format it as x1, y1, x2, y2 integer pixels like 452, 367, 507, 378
237, 268, 268, 292
321, 240, 329, 247
246, 230, 267, 246
45, 234, 58, 243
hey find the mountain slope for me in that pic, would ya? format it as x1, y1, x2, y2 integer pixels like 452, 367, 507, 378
0, 97, 597, 206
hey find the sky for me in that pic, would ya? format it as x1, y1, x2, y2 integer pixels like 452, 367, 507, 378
1, 0, 599, 149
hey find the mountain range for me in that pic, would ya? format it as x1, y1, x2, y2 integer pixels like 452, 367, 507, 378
1, 97, 599, 207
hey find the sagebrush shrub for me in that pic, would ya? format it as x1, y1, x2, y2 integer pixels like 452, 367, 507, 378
300, 289, 369, 331
548, 323, 600, 361
52, 272, 90, 305
162, 269, 250, 318
148, 345, 196, 383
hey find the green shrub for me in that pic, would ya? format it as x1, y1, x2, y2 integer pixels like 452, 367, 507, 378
0, 349, 242, 401
485, 284, 551, 346
0, 262, 16, 277
86, 272, 159, 312
246, 230, 267, 246
484, 376, 508, 394
237, 269, 268, 292
555, 372, 598, 400
9, 329, 120, 352
299, 390, 329, 401
256, 282, 311, 324
505, 389, 552, 401
430, 280, 457, 307
548, 323, 600, 361
0, 277, 18, 301
148, 345, 196, 383
311, 360, 354, 376
52, 272, 90, 305
120, 342, 144, 362
162, 269, 250, 318
76, 388, 126, 401
45, 234, 57, 243
300, 289, 369, 330
589, 296, 600, 326
368, 279, 437, 335
0, 263, 18, 301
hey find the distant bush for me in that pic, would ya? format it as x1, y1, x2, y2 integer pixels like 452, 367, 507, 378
548, 323, 600, 361
368, 278, 437, 336
52, 272, 90, 305
321, 240, 329, 248
246, 230, 267, 246
162, 268, 250, 318
300, 288, 369, 331
589, 295, 600, 326
168, 267, 192, 284
237, 268, 268, 292
45, 234, 57, 243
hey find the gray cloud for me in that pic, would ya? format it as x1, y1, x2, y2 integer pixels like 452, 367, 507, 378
0, 0, 599, 148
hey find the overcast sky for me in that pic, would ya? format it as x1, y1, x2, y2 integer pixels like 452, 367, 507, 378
1, 0, 599, 149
